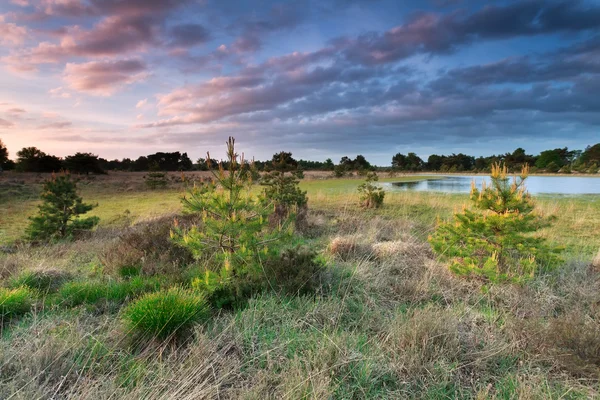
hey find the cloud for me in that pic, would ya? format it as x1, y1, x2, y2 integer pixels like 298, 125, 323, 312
0, 118, 14, 128
37, 121, 72, 129
0, 15, 28, 46
64, 59, 148, 95
7, 108, 26, 113
136, 98, 148, 108
48, 87, 72, 98
338, 0, 600, 65
168, 23, 210, 47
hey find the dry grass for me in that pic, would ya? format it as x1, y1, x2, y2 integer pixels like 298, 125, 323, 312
0, 174, 598, 398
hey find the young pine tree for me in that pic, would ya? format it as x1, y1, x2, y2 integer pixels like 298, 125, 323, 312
429, 163, 562, 283
260, 151, 308, 227
171, 137, 283, 305
27, 173, 99, 241
358, 171, 385, 208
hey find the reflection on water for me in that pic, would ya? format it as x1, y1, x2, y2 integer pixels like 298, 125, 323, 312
386, 175, 600, 195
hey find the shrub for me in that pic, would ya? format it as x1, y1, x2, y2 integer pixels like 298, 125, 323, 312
429, 163, 563, 284
262, 244, 325, 295
260, 152, 308, 228
10, 269, 72, 293
358, 172, 385, 208
172, 137, 283, 306
58, 277, 161, 307
144, 172, 168, 189
123, 287, 209, 339
26, 173, 99, 241
0, 287, 32, 320
100, 215, 196, 277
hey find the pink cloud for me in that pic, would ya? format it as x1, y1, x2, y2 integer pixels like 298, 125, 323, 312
0, 118, 15, 128
7, 108, 26, 113
48, 87, 72, 98
64, 59, 148, 95
0, 16, 28, 46
37, 121, 72, 129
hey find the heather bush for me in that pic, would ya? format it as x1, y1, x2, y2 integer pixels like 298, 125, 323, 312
123, 287, 209, 339
100, 215, 196, 277
429, 163, 562, 283
10, 269, 72, 293
262, 244, 325, 295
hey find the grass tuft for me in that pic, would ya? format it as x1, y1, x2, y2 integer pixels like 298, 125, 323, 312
0, 287, 32, 321
123, 287, 209, 339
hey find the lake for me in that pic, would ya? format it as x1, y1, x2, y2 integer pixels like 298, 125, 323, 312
385, 175, 600, 195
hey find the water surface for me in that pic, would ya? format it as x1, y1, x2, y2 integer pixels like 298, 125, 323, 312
386, 175, 600, 195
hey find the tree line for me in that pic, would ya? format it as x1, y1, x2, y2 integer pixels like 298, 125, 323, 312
1, 138, 599, 174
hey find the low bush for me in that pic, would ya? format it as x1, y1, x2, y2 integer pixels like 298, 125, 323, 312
58, 277, 162, 307
100, 215, 196, 277
10, 269, 72, 293
263, 244, 325, 295
0, 287, 32, 320
144, 172, 168, 189
357, 172, 384, 208
123, 287, 209, 339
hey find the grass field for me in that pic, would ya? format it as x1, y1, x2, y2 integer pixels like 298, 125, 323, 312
0, 171, 599, 398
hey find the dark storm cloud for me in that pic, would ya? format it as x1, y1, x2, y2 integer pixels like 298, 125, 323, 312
168, 24, 211, 47
339, 0, 600, 65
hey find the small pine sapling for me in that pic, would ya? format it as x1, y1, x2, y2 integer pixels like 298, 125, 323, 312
358, 171, 385, 208
429, 163, 562, 283
260, 152, 308, 227
171, 137, 285, 305
26, 173, 99, 241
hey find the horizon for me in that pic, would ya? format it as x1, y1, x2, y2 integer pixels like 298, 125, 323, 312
1, 0, 600, 165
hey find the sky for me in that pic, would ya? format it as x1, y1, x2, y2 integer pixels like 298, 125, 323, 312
0, 0, 599, 165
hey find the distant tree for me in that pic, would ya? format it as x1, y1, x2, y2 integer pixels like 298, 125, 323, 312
64, 152, 105, 175
324, 158, 334, 170
37, 155, 64, 173
16, 147, 45, 172
582, 143, 600, 165
133, 156, 149, 171
392, 153, 407, 170
179, 152, 194, 171
196, 157, 209, 171
16, 147, 63, 172
0, 139, 8, 168
26, 173, 99, 240
474, 156, 488, 171
339, 156, 353, 168
426, 154, 445, 171
535, 148, 572, 170
354, 155, 372, 171
406, 152, 423, 171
